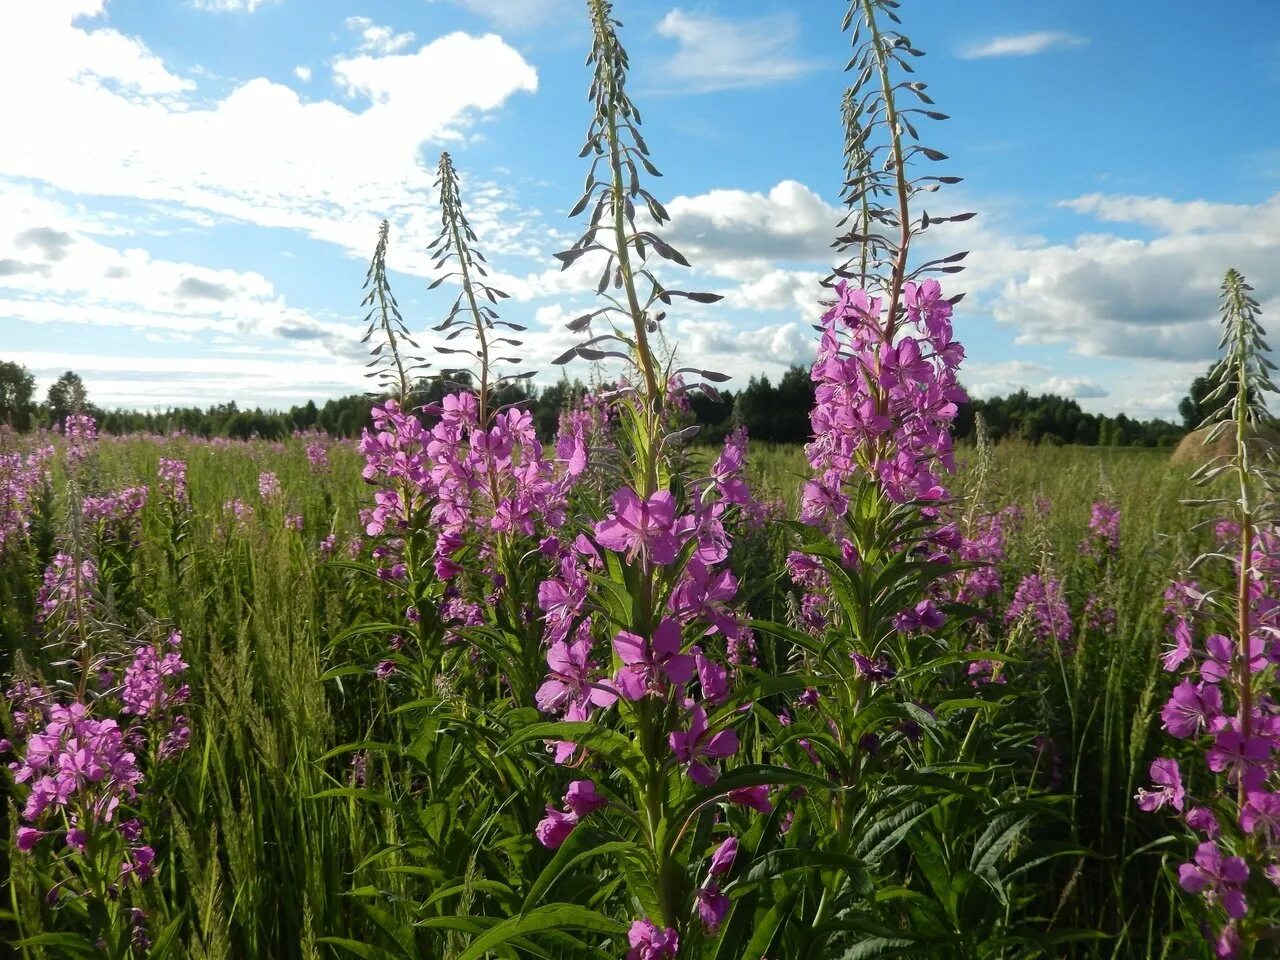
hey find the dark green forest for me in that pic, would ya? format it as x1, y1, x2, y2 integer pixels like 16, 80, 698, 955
0, 359, 1199, 447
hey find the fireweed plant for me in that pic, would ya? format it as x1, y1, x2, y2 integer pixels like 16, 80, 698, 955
321, 1, 1080, 957
1138, 270, 1280, 956
750, 2, 1081, 954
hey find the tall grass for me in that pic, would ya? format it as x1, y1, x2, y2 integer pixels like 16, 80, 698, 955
1, 435, 1215, 957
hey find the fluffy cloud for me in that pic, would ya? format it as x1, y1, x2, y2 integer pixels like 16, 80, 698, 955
345, 16, 415, 55
0, 187, 355, 349
656, 9, 815, 93
15, 227, 75, 262
962, 360, 1050, 399
987, 193, 1280, 362
959, 32, 1087, 59
675, 319, 814, 382
1041, 376, 1108, 399
493, 175, 1276, 404
659, 180, 839, 279
0, 2, 538, 277
723, 269, 825, 314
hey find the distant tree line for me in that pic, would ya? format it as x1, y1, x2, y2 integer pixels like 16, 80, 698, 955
718, 367, 1188, 448
0, 359, 1209, 448
953, 391, 1185, 448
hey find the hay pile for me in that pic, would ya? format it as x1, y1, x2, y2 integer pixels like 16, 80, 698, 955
1170, 423, 1280, 466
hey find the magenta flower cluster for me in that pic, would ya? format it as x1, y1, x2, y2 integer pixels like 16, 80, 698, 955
0, 445, 52, 551
306, 442, 329, 471
360, 394, 576, 620
802, 278, 965, 522
83, 486, 149, 544
1005, 573, 1073, 654
626, 919, 678, 959
8, 701, 152, 877
120, 631, 192, 760
534, 779, 608, 848
426, 395, 567, 554
258, 471, 282, 500
525, 393, 764, 939
954, 505, 1022, 606
554, 390, 614, 478
1140, 523, 1280, 951
63, 412, 97, 466
157, 457, 188, 505
1080, 499, 1120, 560
358, 399, 432, 538
36, 552, 97, 626
534, 424, 754, 761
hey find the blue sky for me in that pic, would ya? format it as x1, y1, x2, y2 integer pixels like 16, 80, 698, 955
2, 0, 1278, 420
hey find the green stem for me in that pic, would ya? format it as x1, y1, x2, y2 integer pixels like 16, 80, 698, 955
861, 0, 911, 342
374, 258, 409, 406
1234, 350, 1253, 812
596, 12, 662, 497
444, 194, 494, 430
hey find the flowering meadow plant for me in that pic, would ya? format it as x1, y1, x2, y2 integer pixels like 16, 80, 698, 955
1137, 271, 1280, 956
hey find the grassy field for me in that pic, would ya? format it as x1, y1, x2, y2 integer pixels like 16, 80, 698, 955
0, 431, 1237, 958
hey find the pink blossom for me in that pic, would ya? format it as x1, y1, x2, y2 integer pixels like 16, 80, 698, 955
626, 919, 678, 960
708, 836, 738, 876
696, 882, 729, 932
1178, 842, 1248, 919
613, 619, 694, 701
1240, 790, 1280, 836
536, 637, 616, 715
669, 705, 738, 785
564, 780, 608, 818
534, 806, 578, 849
1161, 680, 1224, 739
595, 487, 680, 565
1135, 758, 1184, 813
727, 784, 772, 813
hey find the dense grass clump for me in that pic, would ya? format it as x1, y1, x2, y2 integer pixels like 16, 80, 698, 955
0, 432, 1238, 958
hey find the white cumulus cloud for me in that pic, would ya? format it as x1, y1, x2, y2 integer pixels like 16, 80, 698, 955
344, 16, 415, 55
656, 9, 815, 93
0, 2, 538, 276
